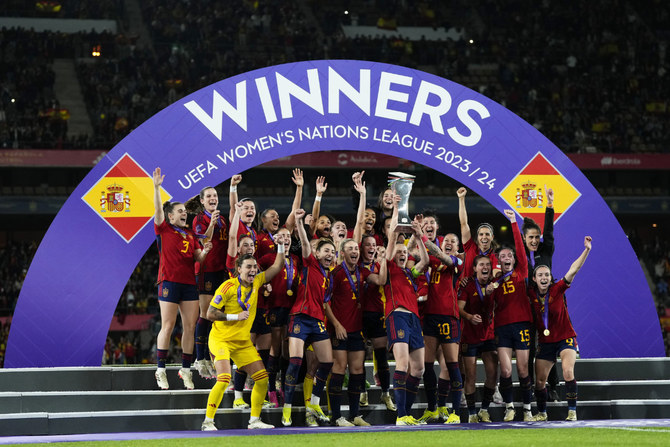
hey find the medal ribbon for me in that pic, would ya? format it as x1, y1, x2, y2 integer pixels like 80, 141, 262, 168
474, 278, 486, 303
169, 223, 188, 238
241, 221, 256, 245
362, 261, 375, 293
540, 291, 550, 334
478, 246, 491, 256
318, 262, 333, 303
342, 262, 362, 299
204, 209, 222, 228
402, 268, 418, 293
285, 257, 294, 291
495, 270, 514, 287
237, 282, 252, 311
529, 250, 535, 268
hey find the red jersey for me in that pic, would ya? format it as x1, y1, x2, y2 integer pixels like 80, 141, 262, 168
383, 260, 420, 318
238, 219, 258, 251
256, 230, 276, 260
290, 253, 331, 321
416, 272, 429, 321
192, 212, 228, 274
347, 228, 384, 248
328, 263, 372, 332
360, 261, 384, 313
491, 222, 531, 327
155, 220, 198, 285
259, 252, 301, 309
226, 253, 237, 276
529, 279, 575, 343
462, 239, 500, 279
425, 256, 459, 318
458, 279, 495, 344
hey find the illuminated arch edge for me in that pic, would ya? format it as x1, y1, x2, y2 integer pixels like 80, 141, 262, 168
6, 60, 663, 367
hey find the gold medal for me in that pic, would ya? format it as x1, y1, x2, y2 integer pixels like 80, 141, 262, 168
263, 290, 270, 297
543, 329, 550, 336
287, 290, 294, 296
492, 282, 499, 289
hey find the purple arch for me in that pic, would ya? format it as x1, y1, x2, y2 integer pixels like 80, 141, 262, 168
5, 60, 663, 367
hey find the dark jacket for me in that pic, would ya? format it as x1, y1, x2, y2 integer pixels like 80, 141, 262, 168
525, 206, 555, 278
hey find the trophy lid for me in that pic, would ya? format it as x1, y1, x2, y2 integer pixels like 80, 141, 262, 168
388, 172, 416, 179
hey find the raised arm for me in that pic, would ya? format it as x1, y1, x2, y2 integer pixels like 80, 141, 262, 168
227, 201, 243, 258
153, 168, 165, 225
294, 208, 311, 259
366, 246, 388, 286
352, 171, 366, 244
263, 244, 286, 282
411, 218, 430, 273
424, 238, 456, 266
385, 195, 401, 261
505, 209, 528, 278
564, 236, 592, 283
309, 176, 327, 236
543, 187, 555, 256
457, 187, 471, 245
228, 174, 242, 223
285, 168, 304, 233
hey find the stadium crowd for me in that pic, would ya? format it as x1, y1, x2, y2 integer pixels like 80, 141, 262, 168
0, 0, 667, 152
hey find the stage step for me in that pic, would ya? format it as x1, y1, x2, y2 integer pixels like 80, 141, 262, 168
2, 380, 670, 415
0, 358, 669, 436
3, 358, 669, 392
3, 400, 670, 436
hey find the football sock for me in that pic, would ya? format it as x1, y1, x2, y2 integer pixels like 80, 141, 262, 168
499, 375, 514, 404
423, 363, 437, 411
393, 370, 408, 417
283, 356, 303, 406
157, 349, 168, 369
565, 379, 578, 410
405, 374, 421, 415
446, 362, 463, 411
348, 373, 365, 418
328, 373, 345, 420
205, 372, 231, 419
250, 369, 269, 418
374, 348, 391, 392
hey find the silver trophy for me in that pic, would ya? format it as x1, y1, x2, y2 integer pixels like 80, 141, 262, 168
388, 172, 416, 231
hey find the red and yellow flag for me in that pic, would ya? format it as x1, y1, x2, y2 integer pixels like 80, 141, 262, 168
82, 154, 171, 242
499, 152, 581, 232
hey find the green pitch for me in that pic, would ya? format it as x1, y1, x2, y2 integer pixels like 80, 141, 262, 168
7, 428, 670, 447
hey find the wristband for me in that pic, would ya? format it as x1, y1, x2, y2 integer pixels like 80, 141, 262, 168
315, 196, 322, 202
410, 266, 421, 278
277, 244, 285, 254
421, 235, 429, 243
230, 186, 237, 193
450, 255, 463, 266
226, 313, 238, 321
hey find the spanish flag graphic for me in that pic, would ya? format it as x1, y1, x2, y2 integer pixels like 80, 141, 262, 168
82, 153, 171, 242
499, 152, 581, 232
